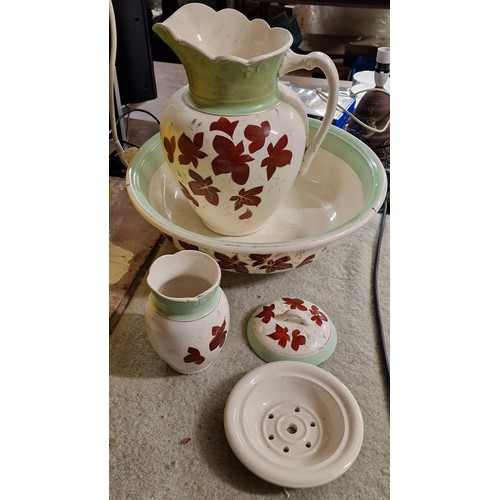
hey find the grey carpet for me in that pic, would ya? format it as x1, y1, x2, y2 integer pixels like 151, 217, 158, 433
110, 214, 390, 499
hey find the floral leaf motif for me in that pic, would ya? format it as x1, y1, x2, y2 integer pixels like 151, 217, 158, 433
212, 136, 254, 185
178, 240, 198, 251
178, 132, 208, 168
179, 181, 199, 207
256, 304, 275, 324
209, 319, 227, 351
291, 329, 306, 351
229, 186, 263, 211
188, 169, 220, 206
163, 135, 176, 163
297, 254, 315, 268
214, 252, 249, 273
260, 256, 293, 273
239, 209, 252, 220
267, 324, 290, 348
184, 347, 205, 365
244, 121, 271, 153
249, 254, 272, 267
210, 117, 238, 138
309, 305, 328, 327
283, 298, 308, 311
261, 134, 293, 180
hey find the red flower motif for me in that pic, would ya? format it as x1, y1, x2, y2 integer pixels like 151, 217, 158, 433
184, 347, 205, 365
283, 298, 308, 311
244, 121, 271, 153
267, 324, 290, 348
261, 135, 293, 180
179, 181, 199, 207
163, 134, 176, 163
297, 254, 315, 268
178, 240, 198, 251
239, 209, 253, 220
188, 169, 220, 206
230, 185, 263, 211
256, 304, 275, 324
178, 132, 208, 167
249, 254, 272, 267
212, 136, 254, 185
259, 256, 293, 273
291, 329, 306, 351
210, 117, 238, 138
214, 252, 249, 273
209, 319, 227, 351
309, 305, 328, 326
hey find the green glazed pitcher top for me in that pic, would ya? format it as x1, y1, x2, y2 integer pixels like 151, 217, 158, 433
152, 3, 293, 114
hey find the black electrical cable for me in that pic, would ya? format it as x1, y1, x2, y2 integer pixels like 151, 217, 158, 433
109, 108, 161, 137
120, 139, 140, 148
116, 108, 160, 125
373, 168, 390, 388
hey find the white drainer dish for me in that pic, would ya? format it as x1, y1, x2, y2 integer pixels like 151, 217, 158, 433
224, 361, 363, 488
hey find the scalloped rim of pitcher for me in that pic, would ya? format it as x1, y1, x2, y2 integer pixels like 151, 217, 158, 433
156, 3, 293, 64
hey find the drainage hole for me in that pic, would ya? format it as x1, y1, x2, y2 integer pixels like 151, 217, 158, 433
283, 447, 289, 453
294, 407, 300, 412
310, 422, 316, 427
268, 414, 274, 419
268, 434, 274, 440
287, 424, 298, 434
305, 442, 311, 448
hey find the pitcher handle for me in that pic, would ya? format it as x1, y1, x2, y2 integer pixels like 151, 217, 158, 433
279, 50, 340, 177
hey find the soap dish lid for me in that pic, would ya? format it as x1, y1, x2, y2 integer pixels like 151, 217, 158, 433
247, 297, 337, 365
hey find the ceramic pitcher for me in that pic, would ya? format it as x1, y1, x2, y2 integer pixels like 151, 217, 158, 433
144, 250, 230, 374
153, 3, 339, 236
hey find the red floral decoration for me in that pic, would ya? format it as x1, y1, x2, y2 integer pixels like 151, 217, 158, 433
178, 132, 208, 168
244, 121, 271, 153
267, 324, 290, 348
163, 135, 176, 163
179, 181, 200, 207
214, 252, 249, 273
212, 136, 254, 185
183, 347, 205, 365
256, 304, 275, 324
209, 319, 227, 351
249, 254, 272, 267
267, 325, 306, 351
178, 240, 199, 251
210, 117, 238, 138
290, 329, 306, 351
239, 209, 252, 220
188, 169, 220, 206
229, 186, 263, 211
259, 256, 293, 273
297, 254, 315, 267
261, 135, 292, 180
282, 298, 308, 311
309, 305, 328, 327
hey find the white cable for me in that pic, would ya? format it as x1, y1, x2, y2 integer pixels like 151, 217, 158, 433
317, 87, 390, 134
109, 0, 129, 168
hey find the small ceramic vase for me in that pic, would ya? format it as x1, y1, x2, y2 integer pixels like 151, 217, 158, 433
144, 250, 230, 374
153, 3, 339, 236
